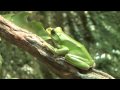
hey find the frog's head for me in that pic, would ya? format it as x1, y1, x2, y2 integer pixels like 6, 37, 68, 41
46, 27, 53, 36
46, 27, 63, 36
46, 27, 63, 43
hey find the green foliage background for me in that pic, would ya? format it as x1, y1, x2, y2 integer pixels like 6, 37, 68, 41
0, 11, 120, 78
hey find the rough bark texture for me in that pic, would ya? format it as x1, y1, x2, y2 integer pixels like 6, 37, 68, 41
0, 15, 115, 79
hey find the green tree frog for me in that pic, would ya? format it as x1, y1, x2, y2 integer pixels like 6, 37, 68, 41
46, 27, 95, 70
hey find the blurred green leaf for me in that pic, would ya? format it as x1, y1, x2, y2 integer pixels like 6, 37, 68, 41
2, 12, 50, 40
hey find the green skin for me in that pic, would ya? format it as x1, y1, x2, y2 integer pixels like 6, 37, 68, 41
46, 27, 95, 70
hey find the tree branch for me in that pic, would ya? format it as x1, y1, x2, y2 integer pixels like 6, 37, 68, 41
0, 15, 115, 79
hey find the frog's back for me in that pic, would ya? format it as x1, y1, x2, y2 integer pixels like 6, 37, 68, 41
59, 33, 93, 61
59, 33, 85, 50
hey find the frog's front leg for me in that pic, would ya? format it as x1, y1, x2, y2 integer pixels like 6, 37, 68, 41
65, 54, 91, 70
47, 44, 69, 56
54, 46, 69, 55
46, 42, 69, 55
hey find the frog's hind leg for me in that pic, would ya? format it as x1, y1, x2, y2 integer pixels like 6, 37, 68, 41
65, 54, 90, 70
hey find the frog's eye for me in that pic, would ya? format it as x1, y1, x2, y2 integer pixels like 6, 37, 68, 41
51, 29, 56, 35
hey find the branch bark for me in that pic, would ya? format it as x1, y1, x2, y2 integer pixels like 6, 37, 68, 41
0, 15, 115, 79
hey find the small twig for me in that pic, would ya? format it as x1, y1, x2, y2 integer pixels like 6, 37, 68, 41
0, 15, 115, 79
